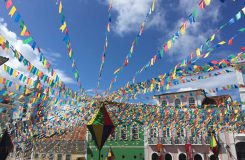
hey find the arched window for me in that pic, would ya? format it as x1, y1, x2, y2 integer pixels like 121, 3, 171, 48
152, 153, 159, 160
179, 153, 187, 160
189, 97, 195, 107
162, 100, 167, 106
194, 154, 203, 160
175, 99, 181, 107
165, 153, 172, 160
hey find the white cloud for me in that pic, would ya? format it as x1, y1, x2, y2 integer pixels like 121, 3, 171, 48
0, 17, 75, 86
167, 0, 222, 61
107, 0, 166, 36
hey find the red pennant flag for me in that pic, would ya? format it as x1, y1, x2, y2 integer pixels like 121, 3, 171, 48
228, 38, 233, 45
6, 0, 13, 9
199, 1, 205, 9
241, 47, 245, 51
24, 31, 30, 37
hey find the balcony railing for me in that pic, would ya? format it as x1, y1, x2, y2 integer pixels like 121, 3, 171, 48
148, 136, 211, 145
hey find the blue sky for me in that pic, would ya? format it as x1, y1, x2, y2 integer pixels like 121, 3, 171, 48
0, 0, 244, 101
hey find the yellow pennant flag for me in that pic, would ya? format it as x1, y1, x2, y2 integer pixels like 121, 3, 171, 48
21, 25, 27, 36
204, 0, 211, 6
204, 52, 210, 58
218, 41, 226, 45
180, 25, 185, 34
59, 1, 62, 14
167, 40, 172, 49
242, 7, 245, 14
196, 48, 201, 57
210, 34, 215, 41
114, 67, 121, 74
151, 0, 155, 12
9, 6, 16, 17
172, 65, 177, 79
0, 35, 5, 45
60, 21, 66, 32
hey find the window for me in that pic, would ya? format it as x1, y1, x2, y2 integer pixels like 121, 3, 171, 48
66, 154, 71, 160
179, 153, 187, 160
175, 99, 181, 107
149, 128, 157, 138
189, 97, 195, 107
177, 128, 184, 137
57, 154, 62, 160
120, 125, 127, 140
162, 100, 167, 106
110, 130, 116, 141
194, 154, 203, 160
165, 153, 172, 160
152, 153, 159, 160
131, 125, 139, 140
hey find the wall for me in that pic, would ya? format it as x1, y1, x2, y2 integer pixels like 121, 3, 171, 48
87, 124, 145, 160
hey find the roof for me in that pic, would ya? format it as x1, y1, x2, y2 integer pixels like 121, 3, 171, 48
154, 89, 205, 97
202, 95, 232, 106
0, 56, 9, 66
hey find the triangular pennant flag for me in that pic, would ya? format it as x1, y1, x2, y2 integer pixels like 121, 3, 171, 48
9, 6, 16, 17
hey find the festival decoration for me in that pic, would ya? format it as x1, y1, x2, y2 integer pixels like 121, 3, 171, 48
96, 0, 113, 90
131, 7, 245, 83
210, 132, 221, 158
0, 129, 14, 160
106, 0, 156, 92
55, 0, 86, 94
106, 147, 115, 160
185, 143, 193, 160
109, 52, 244, 101
87, 104, 115, 159
3, 0, 64, 89
107, 0, 219, 92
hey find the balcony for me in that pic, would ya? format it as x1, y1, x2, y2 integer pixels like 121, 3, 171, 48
148, 136, 210, 145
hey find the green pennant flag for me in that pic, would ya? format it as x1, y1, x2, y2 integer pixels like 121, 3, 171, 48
23, 37, 33, 44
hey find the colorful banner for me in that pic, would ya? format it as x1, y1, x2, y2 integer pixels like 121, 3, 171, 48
3, 0, 64, 88
132, 7, 245, 83
55, 0, 86, 94
106, 0, 156, 93
96, 0, 113, 90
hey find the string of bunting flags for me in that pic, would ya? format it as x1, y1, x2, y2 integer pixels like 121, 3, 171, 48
108, 0, 217, 92
55, 0, 86, 94
96, 0, 113, 91
131, 6, 245, 83
108, 52, 244, 101
106, 0, 156, 93
3, 0, 65, 89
